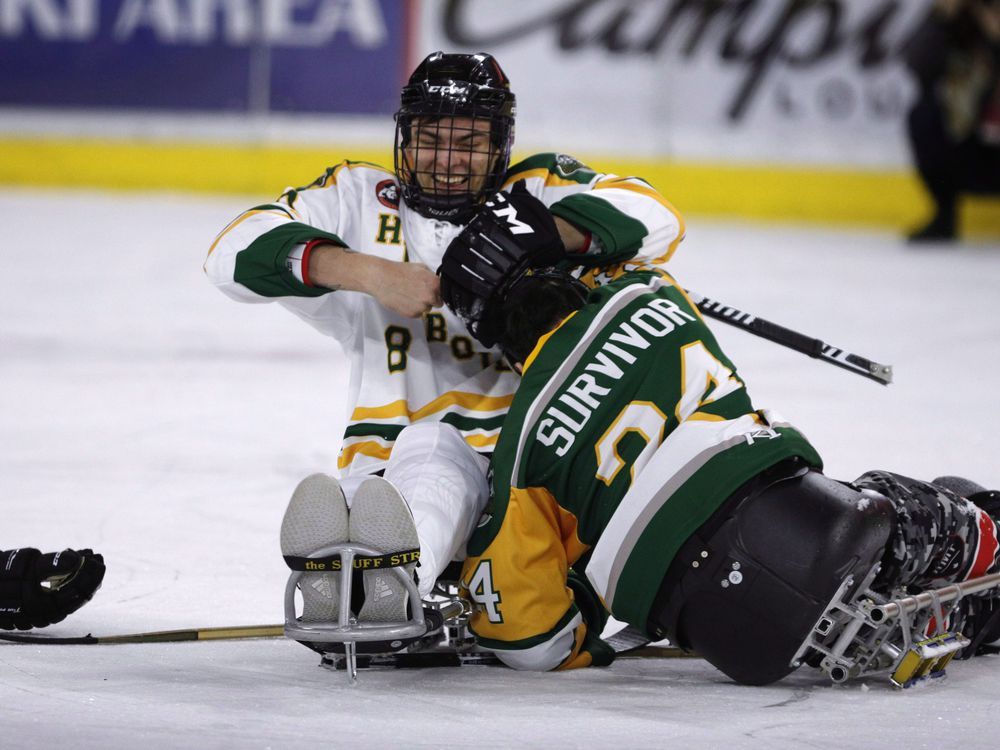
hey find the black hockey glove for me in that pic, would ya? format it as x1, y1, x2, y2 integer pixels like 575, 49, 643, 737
567, 568, 610, 635
439, 180, 566, 348
0, 547, 106, 630
485, 180, 565, 261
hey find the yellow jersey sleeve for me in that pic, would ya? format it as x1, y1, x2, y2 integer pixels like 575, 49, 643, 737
460, 485, 614, 671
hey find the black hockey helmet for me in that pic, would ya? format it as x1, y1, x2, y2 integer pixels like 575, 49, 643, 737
495, 267, 590, 365
394, 52, 516, 223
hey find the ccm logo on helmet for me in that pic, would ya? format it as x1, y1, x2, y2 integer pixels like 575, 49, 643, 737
428, 83, 471, 97
485, 193, 533, 236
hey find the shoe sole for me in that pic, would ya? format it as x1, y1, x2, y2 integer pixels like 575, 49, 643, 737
280, 473, 349, 623
349, 477, 419, 623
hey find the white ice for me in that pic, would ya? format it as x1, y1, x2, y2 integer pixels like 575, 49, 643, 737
1, 187, 999, 749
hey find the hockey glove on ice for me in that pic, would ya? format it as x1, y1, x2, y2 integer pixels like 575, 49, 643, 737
0, 547, 106, 630
439, 180, 565, 347
567, 568, 616, 667
567, 568, 610, 635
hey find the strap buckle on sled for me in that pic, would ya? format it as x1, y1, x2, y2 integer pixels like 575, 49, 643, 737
283, 541, 426, 684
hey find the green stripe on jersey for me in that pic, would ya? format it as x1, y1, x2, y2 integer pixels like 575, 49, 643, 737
249, 203, 295, 219
505, 152, 598, 185
343, 412, 504, 443
440, 412, 505, 434
549, 193, 648, 265
343, 423, 403, 442
233, 222, 345, 298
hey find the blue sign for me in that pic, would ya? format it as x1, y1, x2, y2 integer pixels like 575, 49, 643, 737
0, 0, 408, 114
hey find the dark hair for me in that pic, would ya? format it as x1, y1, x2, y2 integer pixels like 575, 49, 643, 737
496, 270, 589, 365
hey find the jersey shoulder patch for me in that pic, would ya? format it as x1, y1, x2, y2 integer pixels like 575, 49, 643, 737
375, 178, 400, 209
505, 153, 597, 186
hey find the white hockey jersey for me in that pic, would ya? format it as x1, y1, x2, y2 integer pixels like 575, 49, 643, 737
203, 154, 684, 476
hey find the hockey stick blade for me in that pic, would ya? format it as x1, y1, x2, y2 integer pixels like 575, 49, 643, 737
605, 623, 653, 653
0, 623, 285, 645
605, 624, 690, 658
689, 291, 893, 385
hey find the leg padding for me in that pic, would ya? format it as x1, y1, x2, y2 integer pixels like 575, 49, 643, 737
653, 470, 894, 685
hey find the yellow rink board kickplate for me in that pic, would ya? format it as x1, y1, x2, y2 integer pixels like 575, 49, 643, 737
1, 136, 998, 238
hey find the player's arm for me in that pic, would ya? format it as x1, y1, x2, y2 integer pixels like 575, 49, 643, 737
505, 153, 686, 267
203, 162, 439, 318
554, 215, 590, 253
305, 244, 440, 318
460, 486, 614, 671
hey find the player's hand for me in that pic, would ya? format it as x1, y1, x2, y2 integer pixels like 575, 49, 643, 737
371, 260, 442, 318
0, 548, 106, 630
567, 568, 609, 635
481, 180, 565, 264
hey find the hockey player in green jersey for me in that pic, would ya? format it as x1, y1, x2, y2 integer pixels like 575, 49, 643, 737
205, 52, 684, 636
439, 195, 1000, 685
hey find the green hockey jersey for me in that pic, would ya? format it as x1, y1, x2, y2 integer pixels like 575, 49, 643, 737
461, 270, 822, 671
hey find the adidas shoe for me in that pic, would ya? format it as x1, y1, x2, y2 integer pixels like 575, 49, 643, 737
349, 477, 420, 623
280, 473, 349, 623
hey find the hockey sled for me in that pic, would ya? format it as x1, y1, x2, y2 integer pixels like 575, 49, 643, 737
285, 544, 681, 682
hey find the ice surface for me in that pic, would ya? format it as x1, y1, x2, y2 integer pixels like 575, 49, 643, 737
1, 188, 999, 749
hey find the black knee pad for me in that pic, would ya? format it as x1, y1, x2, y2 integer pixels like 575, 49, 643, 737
658, 470, 894, 685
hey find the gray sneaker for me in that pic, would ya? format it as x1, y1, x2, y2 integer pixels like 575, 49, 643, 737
280, 473, 349, 623
349, 477, 420, 623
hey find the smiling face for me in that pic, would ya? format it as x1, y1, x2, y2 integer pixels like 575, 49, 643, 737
402, 116, 498, 201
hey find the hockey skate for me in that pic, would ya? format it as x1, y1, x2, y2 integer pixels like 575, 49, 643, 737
282, 475, 492, 681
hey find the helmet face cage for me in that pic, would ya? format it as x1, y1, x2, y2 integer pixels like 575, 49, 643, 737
394, 53, 515, 223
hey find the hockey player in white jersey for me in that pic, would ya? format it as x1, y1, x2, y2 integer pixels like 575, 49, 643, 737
204, 51, 684, 633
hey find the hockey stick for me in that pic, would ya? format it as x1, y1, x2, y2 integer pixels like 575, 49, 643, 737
0, 623, 284, 645
0, 620, 694, 666
687, 290, 893, 385
0, 621, 663, 651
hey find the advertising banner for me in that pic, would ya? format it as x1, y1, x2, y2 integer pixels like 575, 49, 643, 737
0, 0, 408, 114
415, 0, 934, 168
